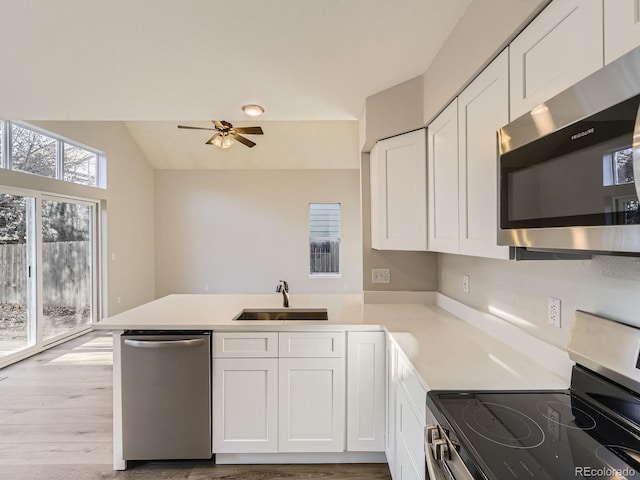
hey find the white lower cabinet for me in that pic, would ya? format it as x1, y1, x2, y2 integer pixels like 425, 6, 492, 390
212, 358, 278, 453
347, 331, 386, 452
279, 357, 345, 452
386, 340, 427, 480
385, 337, 399, 477
396, 386, 426, 480
213, 330, 387, 456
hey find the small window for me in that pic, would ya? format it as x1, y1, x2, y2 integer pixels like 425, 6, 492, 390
11, 124, 58, 179
309, 203, 340, 276
64, 143, 98, 186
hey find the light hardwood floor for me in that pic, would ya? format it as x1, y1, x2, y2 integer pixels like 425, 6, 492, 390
0, 331, 392, 480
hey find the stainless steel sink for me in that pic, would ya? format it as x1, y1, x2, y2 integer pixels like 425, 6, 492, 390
233, 308, 328, 321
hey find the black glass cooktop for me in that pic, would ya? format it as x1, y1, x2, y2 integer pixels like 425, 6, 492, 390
431, 391, 640, 480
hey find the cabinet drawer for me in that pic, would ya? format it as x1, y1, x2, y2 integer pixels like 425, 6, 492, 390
212, 332, 278, 358
398, 353, 427, 422
278, 332, 345, 357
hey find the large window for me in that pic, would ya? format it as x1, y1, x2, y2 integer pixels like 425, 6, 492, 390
0, 189, 97, 364
1, 121, 104, 188
309, 203, 341, 276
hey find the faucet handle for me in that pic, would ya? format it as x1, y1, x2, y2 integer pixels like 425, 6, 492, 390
279, 280, 289, 292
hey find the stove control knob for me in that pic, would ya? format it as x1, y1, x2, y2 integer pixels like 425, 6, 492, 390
425, 425, 440, 442
433, 439, 451, 461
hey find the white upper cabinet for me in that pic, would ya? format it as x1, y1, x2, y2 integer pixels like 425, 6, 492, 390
604, 0, 640, 64
509, 0, 603, 119
370, 129, 427, 251
458, 49, 510, 260
427, 99, 459, 254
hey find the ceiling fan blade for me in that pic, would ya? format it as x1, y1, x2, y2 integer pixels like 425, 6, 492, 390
221, 120, 233, 129
178, 125, 217, 131
213, 120, 225, 129
234, 126, 263, 135
205, 133, 221, 145
231, 133, 256, 148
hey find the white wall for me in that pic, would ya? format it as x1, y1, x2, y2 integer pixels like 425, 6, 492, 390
6, 121, 156, 316
154, 169, 362, 297
439, 254, 640, 349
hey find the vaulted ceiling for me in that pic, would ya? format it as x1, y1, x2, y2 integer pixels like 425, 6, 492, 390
0, 0, 471, 121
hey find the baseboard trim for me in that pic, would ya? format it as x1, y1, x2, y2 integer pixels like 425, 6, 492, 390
215, 451, 387, 464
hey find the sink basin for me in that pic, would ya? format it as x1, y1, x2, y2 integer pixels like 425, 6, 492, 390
233, 308, 328, 321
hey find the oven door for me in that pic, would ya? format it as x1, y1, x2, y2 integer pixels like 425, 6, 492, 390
425, 424, 475, 480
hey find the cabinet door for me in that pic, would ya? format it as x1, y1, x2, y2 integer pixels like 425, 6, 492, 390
212, 358, 278, 453
509, 0, 603, 119
347, 332, 385, 452
370, 130, 427, 251
458, 49, 510, 260
428, 99, 459, 254
605, 0, 640, 64
385, 338, 399, 478
396, 386, 426, 480
278, 357, 345, 452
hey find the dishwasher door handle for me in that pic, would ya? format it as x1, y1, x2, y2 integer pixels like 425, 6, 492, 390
124, 338, 205, 349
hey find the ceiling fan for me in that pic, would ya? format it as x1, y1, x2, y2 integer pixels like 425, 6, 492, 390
177, 120, 264, 149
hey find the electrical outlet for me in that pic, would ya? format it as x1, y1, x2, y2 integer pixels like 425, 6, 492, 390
548, 297, 561, 328
372, 269, 391, 284
463, 274, 470, 294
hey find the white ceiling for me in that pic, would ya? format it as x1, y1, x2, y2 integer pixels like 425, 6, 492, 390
0, 0, 471, 121
126, 121, 361, 169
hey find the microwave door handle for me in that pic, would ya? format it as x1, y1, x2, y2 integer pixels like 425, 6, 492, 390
633, 105, 640, 201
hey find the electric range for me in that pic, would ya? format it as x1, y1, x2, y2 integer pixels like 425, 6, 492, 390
425, 311, 640, 480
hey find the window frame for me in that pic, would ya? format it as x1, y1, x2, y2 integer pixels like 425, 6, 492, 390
308, 202, 342, 278
2, 120, 106, 189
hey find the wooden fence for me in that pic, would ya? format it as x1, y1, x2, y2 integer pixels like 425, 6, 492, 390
0, 241, 91, 306
310, 239, 340, 274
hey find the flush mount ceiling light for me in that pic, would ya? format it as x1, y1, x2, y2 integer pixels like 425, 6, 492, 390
242, 104, 265, 117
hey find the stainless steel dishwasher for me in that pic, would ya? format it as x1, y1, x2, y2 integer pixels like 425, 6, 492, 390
121, 331, 211, 460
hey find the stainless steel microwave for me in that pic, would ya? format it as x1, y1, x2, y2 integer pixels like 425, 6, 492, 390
498, 47, 640, 256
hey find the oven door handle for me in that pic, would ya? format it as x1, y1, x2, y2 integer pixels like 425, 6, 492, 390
425, 425, 455, 480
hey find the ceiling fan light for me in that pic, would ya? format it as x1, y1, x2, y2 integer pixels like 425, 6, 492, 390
242, 104, 265, 117
221, 136, 235, 149
212, 135, 223, 148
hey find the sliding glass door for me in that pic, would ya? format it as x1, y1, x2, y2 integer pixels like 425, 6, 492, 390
42, 199, 95, 341
0, 193, 35, 357
0, 189, 97, 362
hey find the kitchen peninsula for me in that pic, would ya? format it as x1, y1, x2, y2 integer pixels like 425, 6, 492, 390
96, 293, 570, 471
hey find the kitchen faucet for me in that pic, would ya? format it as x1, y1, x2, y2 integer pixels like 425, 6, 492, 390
276, 280, 289, 307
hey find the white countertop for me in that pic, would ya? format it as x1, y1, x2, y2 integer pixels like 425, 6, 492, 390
96, 293, 570, 391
